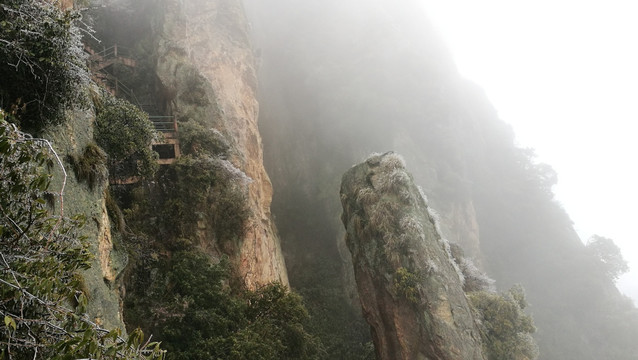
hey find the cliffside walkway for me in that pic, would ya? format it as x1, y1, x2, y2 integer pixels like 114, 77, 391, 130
86, 44, 180, 165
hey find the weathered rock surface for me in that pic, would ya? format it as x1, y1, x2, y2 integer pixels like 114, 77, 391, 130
340, 152, 485, 360
156, 0, 287, 287
47, 109, 126, 330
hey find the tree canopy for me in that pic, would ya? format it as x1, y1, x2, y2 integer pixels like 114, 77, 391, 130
586, 235, 629, 281
0, 0, 90, 132
468, 285, 538, 360
93, 92, 159, 181
125, 250, 321, 360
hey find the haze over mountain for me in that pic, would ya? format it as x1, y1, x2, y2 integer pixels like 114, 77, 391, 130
245, 0, 638, 358
2, 0, 637, 359
421, 0, 638, 304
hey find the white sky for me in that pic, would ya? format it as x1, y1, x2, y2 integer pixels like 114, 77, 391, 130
420, 0, 638, 303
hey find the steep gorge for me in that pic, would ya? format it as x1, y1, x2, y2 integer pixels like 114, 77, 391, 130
84, 1, 294, 346
246, 0, 638, 359
18, 0, 290, 337
4, 0, 638, 358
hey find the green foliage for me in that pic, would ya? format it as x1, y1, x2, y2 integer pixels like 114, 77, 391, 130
178, 69, 210, 107
67, 142, 108, 190
586, 235, 629, 281
0, 116, 164, 359
105, 190, 125, 233
93, 92, 158, 180
394, 267, 421, 304
178, 120, 230, 157
468, 285, 538, 360
0, 0, 90, 132
127, 250, 320, 360
140, 155, 250, 248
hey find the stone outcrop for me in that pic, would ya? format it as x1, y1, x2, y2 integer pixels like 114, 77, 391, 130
47, 109, 126, 330
156, 0, 287, 287
340, 152, 485, 360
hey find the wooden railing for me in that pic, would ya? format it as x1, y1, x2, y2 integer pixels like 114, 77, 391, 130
86, 43, 181, 166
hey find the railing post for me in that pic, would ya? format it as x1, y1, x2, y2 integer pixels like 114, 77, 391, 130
114, 43, 118, 57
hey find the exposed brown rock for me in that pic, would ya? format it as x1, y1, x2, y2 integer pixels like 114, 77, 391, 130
97, 201, 116, 284
157, 0, 287, 287
340, 152, 485, 360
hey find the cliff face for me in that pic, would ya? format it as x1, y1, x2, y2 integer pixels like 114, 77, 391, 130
340, 153, 485, 360
40, 0, 288, 334
156, 0, 287, 287
47, 109, 126, 330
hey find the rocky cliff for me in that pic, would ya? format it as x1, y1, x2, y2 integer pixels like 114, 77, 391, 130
36, 0, 288, 334
47, 109, 126, 330
155, 0, 287, 287
340, 152, 485, 360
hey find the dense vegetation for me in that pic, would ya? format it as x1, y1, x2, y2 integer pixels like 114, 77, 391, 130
125, 250, 320, 360
0, 1, 165, 357
2, 1, 321, 359
0, 0, 89, 133
0, 115, 164, 359
115, 138, 321, 359
86, 4, 321, 358
116, 121, 319, 359
4, 0, 637, 359
93, 92, 159, 181
469, 287, 538, 360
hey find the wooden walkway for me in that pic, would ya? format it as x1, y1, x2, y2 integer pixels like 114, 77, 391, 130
86, 44, 180, 166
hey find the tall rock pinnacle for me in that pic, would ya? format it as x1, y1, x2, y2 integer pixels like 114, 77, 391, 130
340, 152, 485, 360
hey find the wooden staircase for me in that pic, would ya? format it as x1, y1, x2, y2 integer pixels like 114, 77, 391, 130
86, 44, 137, 74
86, 44, 180, 165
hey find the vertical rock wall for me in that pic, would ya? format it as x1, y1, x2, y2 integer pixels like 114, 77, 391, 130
156, 0, 287, 287
47, 109, 127, 330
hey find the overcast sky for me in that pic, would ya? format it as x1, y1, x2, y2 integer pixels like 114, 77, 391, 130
420, 0, 638, 303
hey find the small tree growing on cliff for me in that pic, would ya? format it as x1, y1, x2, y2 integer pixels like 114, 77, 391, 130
131, 250, 321, 360
468, 285, 538, 360
93, 91, 159, 181
586, 235, 629, 281
0, 0, 90, 132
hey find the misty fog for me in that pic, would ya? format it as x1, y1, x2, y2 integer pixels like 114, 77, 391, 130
242, 0, 638, 358
4, 0, 634, 358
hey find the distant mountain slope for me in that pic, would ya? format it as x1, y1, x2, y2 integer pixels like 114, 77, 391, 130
244, 0, 638, 358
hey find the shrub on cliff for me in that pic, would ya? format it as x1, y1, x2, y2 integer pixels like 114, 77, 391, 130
129, 250, 320, 360
178, 120, 230, 157
468, 285, 538, 360
93, 92, 159, 181
145, 155, 250, 247
67, 142, 108, 190
0, 0, 90, 132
